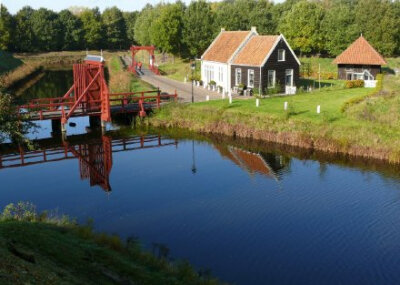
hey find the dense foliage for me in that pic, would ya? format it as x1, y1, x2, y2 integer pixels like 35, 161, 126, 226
1, 0, 400, 57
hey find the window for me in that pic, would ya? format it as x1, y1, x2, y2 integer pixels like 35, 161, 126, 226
278, 49, 286, 61
248, 69, 255, 88
235, 68, 242, 85
285, 69, 293, 87
268, 70, 276, 88
205, 65, 214, 84
219, 66, 224, 82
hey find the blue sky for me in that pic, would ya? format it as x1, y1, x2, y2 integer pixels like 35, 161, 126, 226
2, 0, 283, 14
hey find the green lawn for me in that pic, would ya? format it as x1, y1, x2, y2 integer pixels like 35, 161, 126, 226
191, 87, 372, 122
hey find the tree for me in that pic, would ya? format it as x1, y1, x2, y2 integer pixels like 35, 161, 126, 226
13, 6, 35, 52
183, 0, 216, 57
278, 0, 325, 55
321, 0, 358, 56
214, 0, 276, 35
59, 10, 84, 50
102, 7, 127, 49
0, 5, 13, 51
134, 5, 158, 46
150, 2, 186, 55
249, 0, 276, 35
123, 11, 139, 45
80, 8, 103, 49
30, 8, 63, 51
354, 0, 398, 56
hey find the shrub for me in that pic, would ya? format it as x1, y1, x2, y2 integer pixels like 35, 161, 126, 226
209, 80, 216, 86
341, 74, 383, 113
1, 202, 37, 222
345, 79, 364, 89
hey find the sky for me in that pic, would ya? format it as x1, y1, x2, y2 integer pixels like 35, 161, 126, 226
1, 0, 283, 14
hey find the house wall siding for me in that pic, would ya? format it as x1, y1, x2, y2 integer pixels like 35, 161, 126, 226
230, 38, 300, 93
201, 61, 230, 92
262, 39, 300, 92
337, 64, 381, 80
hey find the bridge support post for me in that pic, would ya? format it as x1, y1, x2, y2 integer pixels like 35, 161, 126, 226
89, 116, 101, 128
51, 119, 61, 135
101, 120, 106, 134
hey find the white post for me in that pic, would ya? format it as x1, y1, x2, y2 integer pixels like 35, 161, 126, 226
284, 101, 288, 110
317, 105, 321, 114
206, 95, 210, 101
256, 98, 260, 107
229, 95, 232, 104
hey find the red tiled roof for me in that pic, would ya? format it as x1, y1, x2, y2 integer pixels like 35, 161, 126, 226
333, 36, 387, 65
232, 35, 279, 66
202, 31, 251, 63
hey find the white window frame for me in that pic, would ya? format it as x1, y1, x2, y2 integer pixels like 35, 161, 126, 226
278, 49, 286, 62
267, 70, 276, 88
235, 68, 242, 86
219, 66, 223, 82
285, 69, 293, 87
248, 69, 255, 88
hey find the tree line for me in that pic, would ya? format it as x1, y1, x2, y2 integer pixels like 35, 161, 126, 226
1, 0, 400, 58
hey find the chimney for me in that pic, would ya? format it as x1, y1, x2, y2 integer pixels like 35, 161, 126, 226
221, 28, 225, 32
251, 26, 257, 33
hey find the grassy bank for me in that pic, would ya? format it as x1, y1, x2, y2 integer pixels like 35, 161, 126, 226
108, 55, 155, 93
0, 202, 222, 285
151, 80, 400, 163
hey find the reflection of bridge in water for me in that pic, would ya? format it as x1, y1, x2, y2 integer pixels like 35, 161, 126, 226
0, 134, 177, 192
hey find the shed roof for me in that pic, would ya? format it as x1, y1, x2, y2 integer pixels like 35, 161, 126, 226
333, 36, 386, 65
232, 35, 279, 66
202, 31, 252, 63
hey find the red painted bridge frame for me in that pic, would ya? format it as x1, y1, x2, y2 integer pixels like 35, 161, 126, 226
128, 45, 160, 75
17, 57, 176, 125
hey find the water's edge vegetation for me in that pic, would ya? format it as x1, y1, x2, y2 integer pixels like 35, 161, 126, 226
148, 83, 400, 164
0, 202, 223, 285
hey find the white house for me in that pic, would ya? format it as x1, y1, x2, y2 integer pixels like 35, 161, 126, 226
201, 27, 258, 93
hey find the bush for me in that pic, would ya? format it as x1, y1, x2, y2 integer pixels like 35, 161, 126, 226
209, 80, 216, 86
345, 79, 364, 88
341, 74, 383, 113
1, 202, 37, 221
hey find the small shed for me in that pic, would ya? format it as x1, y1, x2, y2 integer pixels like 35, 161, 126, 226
333, 36, 386, 81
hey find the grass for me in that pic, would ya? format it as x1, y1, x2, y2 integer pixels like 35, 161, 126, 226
0, 51, 23, 75
0, 202, 223, 285
107, 55, 156, 94
152, 81, 400, 163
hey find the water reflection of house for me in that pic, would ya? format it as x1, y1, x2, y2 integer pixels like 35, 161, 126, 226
214, 145, 288, 180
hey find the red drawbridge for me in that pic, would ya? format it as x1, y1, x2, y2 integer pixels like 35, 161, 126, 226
128, 46, 160, 75
18, 55, 176, 132
0, 134, 178, 192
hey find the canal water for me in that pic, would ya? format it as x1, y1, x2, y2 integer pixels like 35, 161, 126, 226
2, 70, 400, 285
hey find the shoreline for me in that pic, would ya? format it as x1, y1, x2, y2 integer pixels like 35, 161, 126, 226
149, 109, 400, 165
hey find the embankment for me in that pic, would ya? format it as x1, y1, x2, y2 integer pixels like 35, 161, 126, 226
149, 100, 400, 164
0, 202, 222, 285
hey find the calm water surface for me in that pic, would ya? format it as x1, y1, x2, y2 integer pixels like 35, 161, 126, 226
2, 70, 400, 285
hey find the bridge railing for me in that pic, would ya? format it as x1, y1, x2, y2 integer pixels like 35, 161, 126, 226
17, 90, 178, 120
